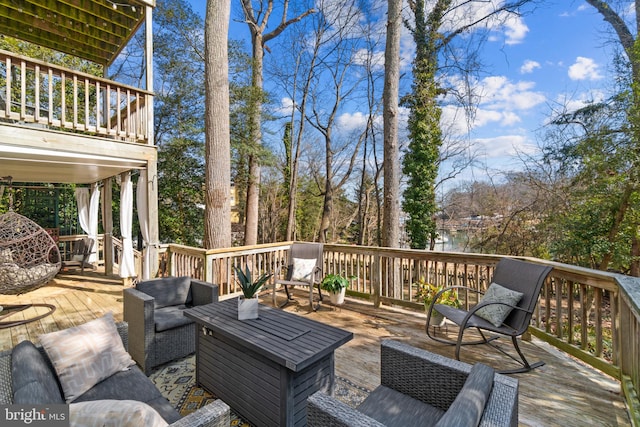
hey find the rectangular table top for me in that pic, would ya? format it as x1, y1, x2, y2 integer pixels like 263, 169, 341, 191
184, 299, 353, 372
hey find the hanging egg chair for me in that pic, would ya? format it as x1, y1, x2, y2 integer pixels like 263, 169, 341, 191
0, 210, 61, 294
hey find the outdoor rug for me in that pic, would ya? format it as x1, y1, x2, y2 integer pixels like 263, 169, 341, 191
149, 355, 370, 426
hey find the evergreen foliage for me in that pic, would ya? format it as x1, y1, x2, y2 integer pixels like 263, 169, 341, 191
402, 0, 444, 250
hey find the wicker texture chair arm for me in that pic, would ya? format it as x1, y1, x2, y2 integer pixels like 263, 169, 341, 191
307, 391, 385, 427
169, 399, 230, 427
190, 280, 219, 306
380, 340, 470, 411
123, 288, 155, 372
0, 350, 12, 404
479, 378, 518, 427
116, 321, 129, 350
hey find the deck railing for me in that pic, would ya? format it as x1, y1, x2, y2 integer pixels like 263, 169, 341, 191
158, 241, 640, 425
58, 234, 142, 277
0, 50, 151, 143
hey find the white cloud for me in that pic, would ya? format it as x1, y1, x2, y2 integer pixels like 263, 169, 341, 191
337, 111, 368, 132
556, 90, 606, 113
503, 14, 529, 45
440, 74, 544, 135
474, 134, 537, 158
278, 97, 295, 115
352, 48, 385, 71
441, 105, 522, 137
568, 57, 603, 81
479, 76, 546, 111
472, 109, 504, 127
520, 60, 540, 74
500, 111, 521, 126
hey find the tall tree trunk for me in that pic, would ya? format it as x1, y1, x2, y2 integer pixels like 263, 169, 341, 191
244, 33, 264, 246
203, 0, 231, 249
382, 0, 401, 249
283, 121, 298, 241
241, 0, 315, 246
318, 133, 334, 243
631, 235, 640, 276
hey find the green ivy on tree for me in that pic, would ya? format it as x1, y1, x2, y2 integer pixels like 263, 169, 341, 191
402, 0, 444, 250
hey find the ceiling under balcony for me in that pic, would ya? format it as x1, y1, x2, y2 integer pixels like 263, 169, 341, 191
0, 0, 151, 66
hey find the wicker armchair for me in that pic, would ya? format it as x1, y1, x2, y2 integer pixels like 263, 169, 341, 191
307, 340, 518, 427
0, 322, 229, 427
124, 276, 218, 374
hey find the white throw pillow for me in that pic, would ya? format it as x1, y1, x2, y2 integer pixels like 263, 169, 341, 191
39, 313, 136, 403
70, 399, 168, 427
474, 282, 524, 327
291, 257, 317, 282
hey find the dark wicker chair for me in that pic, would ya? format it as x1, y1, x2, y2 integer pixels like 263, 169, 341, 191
426, 258, 553, 373
123, 276, 218, 374
307, 340, 518, 427
273, 242, 324, 310
0, 322, 230, 427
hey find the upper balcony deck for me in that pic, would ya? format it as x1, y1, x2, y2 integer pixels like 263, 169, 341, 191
0, 50, 155, 184
0, 0, 155, 186
1, 49, 151, 144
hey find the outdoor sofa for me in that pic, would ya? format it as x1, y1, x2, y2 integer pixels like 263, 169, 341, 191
0, 315, 229, 427
307, 339, 518, 427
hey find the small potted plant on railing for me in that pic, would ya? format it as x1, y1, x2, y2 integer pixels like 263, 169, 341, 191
415, 278, 461, 327
234, 265, 272, 320
320, 274, 353, 305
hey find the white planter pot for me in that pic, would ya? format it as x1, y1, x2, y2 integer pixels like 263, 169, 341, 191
238, 296, 259, 320
428, 311, 446, 327
328, 288, 346, 305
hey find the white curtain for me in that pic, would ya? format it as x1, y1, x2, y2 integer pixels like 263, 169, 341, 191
136, 170, 151, 280
75, 188, 90, 234
88, 183, 100, 263
120, 172, 136, 278
75, 186, 100, 263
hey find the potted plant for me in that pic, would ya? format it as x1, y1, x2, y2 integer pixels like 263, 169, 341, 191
415, 278, 461, 327
320, 274, 353, 305
234, 265, 272, 320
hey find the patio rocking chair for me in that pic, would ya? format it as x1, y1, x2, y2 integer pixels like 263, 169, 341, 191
426, 258, 553, 374
273, 242, 324, 311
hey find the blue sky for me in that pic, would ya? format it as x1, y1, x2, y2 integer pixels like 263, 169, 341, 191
187, 1, 622, 184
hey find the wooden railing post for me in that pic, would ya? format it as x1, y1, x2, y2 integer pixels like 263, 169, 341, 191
204, 253, 214, 285
372, 254, 381, 308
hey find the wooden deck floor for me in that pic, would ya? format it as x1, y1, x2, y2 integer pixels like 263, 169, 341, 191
0, 271, 631, 426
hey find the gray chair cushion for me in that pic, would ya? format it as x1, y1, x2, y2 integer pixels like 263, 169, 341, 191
11, 340, 64, 404
136, 276, 192, 309
154, 305, 193, 332
358, 385, 445, 427
72, 365, 180, 424
435, 363, 494, 427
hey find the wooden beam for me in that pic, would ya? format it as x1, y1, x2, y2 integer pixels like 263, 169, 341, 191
0, 0, 147, 66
